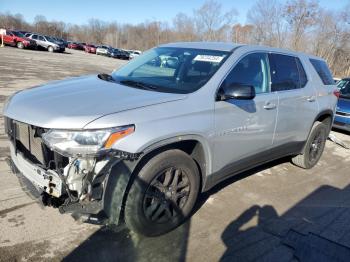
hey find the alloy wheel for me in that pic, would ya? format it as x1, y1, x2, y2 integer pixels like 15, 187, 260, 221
309, 130, 324, 162
143, 167, 191, 224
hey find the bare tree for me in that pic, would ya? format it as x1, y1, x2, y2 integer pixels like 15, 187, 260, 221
173, 13, 197, 41
194, 0, 238, 41
283, 0, 319, 51
34, 15, 48, 33
248, 0, 287, 47
232, 24, 255, 44
88, 19, 108, 44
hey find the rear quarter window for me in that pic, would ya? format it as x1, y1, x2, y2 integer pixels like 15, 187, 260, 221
309, 59, 334, 85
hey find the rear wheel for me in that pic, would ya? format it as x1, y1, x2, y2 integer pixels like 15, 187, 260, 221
124, 149, 200, 236
16, 41, 24, 49
48, 46, 54, 52
291, 121, 328, 169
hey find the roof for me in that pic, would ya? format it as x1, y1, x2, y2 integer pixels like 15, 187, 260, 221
158, 42, 325, 60
159, 42, 242, 52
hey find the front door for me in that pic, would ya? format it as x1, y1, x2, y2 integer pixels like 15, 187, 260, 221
4, 31, 14, 45
213, 52, 278, 175
37, 35, 48, 48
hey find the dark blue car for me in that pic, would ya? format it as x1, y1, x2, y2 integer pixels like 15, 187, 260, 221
334, 78, 350, 132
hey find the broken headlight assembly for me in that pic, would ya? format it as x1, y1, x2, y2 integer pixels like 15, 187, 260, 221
42, 125, 135, 157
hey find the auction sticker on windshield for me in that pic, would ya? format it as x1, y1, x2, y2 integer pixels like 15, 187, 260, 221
193, 55, 224, 63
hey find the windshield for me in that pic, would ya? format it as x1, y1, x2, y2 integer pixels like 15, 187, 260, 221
12, 31, 24, 37
45, 36, 56, 42
337, 79, 350, 98
111, 47, 230, 94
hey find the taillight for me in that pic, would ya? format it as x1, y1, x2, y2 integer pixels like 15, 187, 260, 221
333, 90, 340, 98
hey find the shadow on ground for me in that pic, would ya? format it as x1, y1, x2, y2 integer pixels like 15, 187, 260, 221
221, 184, 350, 261
63, 220, 190, 262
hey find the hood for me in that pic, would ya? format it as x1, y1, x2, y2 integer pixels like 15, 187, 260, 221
337, 97, 350, 113
3, 75, 187, 129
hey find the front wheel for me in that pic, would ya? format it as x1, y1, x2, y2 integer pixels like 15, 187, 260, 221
291, 121, 328, 169
16, 41, 24, 49
124, 149, 200, 236
48, 46, 54, 52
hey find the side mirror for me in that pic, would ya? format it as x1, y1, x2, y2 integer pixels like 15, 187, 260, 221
218, 83, 256, 101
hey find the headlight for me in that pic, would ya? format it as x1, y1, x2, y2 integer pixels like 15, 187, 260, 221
42, 125, 134, 157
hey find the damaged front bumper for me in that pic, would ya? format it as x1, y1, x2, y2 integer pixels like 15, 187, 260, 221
6, 142, 136, 225
8, 143, 63, 198
4, 117, 140, 226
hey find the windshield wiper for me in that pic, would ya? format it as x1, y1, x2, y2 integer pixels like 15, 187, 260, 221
120, 80, 158, 90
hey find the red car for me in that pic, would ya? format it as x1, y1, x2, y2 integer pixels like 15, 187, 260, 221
67, 42, 84, 50
84, 44, 97, 54
2, 30, 37, 49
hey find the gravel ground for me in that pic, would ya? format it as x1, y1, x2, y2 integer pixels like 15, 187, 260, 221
0, 46, 350, 262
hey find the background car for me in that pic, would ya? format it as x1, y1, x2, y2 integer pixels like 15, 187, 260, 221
2, 30, 37, 49
51, 36, 68, 47
333, 78, 350, 132
67, 42, 84, 50
110, 48, 130, 59
26, 33, 65, 52
84, 44, 97, 54
96, 45, 112, 56
129, 50, 142, 59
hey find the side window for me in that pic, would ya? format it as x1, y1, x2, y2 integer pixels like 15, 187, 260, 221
38, 36, 45, 41
296, 58, 307, 88
222, 53, 270, 94
309, 59, 334, 85
269, 54, 301, 92
32, 35, 38, 40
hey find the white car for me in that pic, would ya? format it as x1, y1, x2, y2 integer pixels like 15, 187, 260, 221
96, 45, 112, 56
129, 50, 142, 59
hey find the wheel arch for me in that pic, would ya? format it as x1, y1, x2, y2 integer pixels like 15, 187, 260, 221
134, 137, 212, 192
104, 137, 211, 226
301, 109, 334, 153
314, 109, 334, 132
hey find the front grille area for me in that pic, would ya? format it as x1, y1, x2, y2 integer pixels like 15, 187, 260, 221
5, 118, 69, 169
5, 118, 68, 168
5, 117, 54, 166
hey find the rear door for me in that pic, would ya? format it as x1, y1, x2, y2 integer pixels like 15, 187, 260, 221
31, 34, 41, 47
269, 53, 318, 145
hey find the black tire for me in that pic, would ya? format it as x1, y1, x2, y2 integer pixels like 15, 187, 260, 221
48, 46, 54, 52
291, 121, 328, 169
124, 149, 200, 236
16, 41, 24, 49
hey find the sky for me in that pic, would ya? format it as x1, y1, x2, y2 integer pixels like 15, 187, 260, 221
0, 0, 348, 26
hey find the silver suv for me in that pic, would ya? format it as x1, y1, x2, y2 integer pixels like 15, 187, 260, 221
3, 42, 338, 236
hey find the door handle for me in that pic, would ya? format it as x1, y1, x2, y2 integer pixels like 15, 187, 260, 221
307, 96, 316, 102
263, 102, 276, 110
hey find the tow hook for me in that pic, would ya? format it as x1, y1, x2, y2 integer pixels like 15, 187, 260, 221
41, 192, 64, 208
